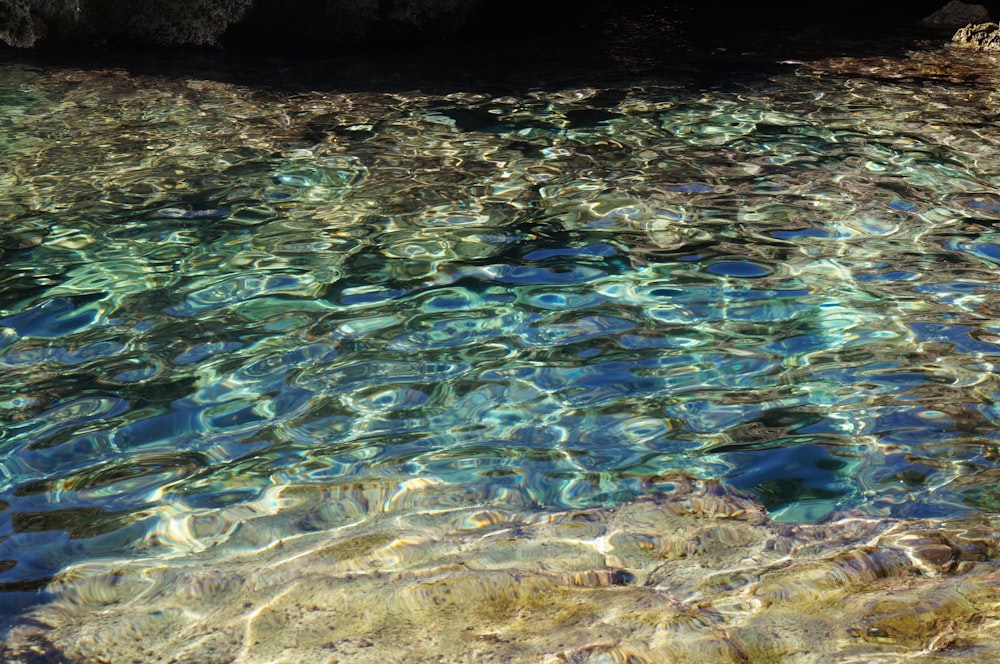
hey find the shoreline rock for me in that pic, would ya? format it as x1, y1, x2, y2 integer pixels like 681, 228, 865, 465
953, 21, 1000, 49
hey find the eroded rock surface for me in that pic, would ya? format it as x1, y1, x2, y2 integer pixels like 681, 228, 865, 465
0, 0, 33, 47
2, 477, 998, 663
953, 21, 1000, 49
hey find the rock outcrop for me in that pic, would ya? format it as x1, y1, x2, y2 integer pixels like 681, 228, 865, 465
953, 21, 1000, 49
921, 0, 992, 29
0, 0, 488, 48
0, 0, 34, 47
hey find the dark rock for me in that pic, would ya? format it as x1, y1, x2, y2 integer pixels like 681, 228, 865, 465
0, 1, 83, 46
0, 0, 489, 48
0, 0, 34, 47
922, 1, 992, 29
225, 0, 485, 51
0, 1, 985, 52
77, 0, 253, 46
953, 21, 1000, 49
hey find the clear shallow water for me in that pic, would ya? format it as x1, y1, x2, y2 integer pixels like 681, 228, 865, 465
2, 44, 1000, 609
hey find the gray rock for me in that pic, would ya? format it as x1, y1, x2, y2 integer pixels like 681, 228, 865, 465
921, 0, 992, 29
952, 21, 1000, 49
0, 0, 33, 47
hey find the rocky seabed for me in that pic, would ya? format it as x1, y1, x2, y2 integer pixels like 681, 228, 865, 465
2, 477, 999, 663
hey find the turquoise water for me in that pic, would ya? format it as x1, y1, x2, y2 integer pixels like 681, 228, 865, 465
2, 44, 1000, 613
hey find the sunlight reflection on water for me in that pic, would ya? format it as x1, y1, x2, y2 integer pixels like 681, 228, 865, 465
1, 46, 1000, 633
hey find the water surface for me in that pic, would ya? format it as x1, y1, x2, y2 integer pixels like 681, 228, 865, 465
2, 37, 1000, 657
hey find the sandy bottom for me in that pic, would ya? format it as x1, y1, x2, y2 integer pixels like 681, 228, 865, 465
2, 477, 999, 663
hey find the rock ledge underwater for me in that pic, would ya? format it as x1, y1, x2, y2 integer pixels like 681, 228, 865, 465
2, 478, 999, 663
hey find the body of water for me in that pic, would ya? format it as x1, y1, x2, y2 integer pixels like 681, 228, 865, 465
2, 26, 1000, 662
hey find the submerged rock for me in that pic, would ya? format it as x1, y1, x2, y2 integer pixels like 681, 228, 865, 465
921, 1, 991, 29
2, 477, 999, 663
953, 21, 1000, 49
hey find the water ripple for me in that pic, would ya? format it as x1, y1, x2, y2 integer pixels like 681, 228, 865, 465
3, 49, 1000, 603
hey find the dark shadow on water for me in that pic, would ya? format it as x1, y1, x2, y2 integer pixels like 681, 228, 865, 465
0, 0, 964, 95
